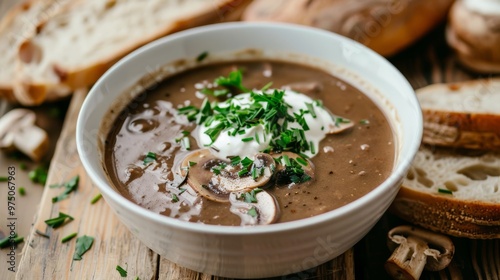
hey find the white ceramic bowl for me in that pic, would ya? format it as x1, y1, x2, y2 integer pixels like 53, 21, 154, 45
76, 22, 422, 278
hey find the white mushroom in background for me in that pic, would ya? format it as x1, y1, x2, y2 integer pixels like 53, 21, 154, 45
0, 108, 49, 162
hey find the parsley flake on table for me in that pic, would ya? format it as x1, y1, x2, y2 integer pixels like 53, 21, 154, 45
0, 234, 24, 248
90, 193, 102, 204
45, 212, 74, 228
73, 235, 94, 261
29, 166, 48, 185
116, 265, 128, 277
61, 232, 77, 243
51, 175, 79, 203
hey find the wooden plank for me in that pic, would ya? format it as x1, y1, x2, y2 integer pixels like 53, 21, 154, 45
16, 90, 158, 280
331, 248, 355, 280
157, 250, 355, 279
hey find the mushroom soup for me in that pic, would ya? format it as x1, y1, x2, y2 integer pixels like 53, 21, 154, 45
104, 60, 395, 226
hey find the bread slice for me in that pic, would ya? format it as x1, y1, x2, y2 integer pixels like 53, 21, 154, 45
0, 0, 73, 105
13, 0, 250, 105
390, 146, 500, 239
418, 78, 500, 150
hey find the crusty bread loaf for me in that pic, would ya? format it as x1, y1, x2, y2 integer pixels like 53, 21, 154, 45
1, 0, 250, 105
390, 146, 500, 239
0, 0, 73, 104
418, 78, 500, 150
446, 0, 500, 73
242, 0, 454, 57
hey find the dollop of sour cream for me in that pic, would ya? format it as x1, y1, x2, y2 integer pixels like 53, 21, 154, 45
196, 90, 339, 159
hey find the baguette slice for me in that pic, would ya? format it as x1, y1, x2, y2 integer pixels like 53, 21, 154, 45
390, 146, 500, 239
14, 0, 250, 105
0, 0, 73, 105
418, 78, 500, 150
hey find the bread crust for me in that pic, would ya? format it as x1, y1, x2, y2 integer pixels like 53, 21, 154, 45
242, 0, 454, 57
390, 186, 500, 239
423, 111, 500, 150
417, 79, 500, 150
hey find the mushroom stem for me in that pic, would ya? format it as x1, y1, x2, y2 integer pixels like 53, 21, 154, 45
0, 108, 49, 161
385, 235, 428, 280
385, 226, 454, 280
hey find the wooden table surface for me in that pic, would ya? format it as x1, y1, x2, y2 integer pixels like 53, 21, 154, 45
1, 17, 499, 280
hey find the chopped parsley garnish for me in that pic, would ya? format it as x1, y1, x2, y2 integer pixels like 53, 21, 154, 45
143, 152, 157, 165
296, 157, 308, 166
335, 117, 351, 127
61, 232, 78, 243
177, 105, 199, 122
189, 161, 197, 167
240, 157, 254, 168
73, 235, 94, 260
171, 194, 179, 203
52, 175, 79, 203
359, 119, 370, 125
438, 188, 453, 195
211, 162, 227, 175
178, 71, 322, 184
240, 188, 263, 203
230, 156, 241, 166
247, 207, 258, 218
90, 193, 102, 204
116, 265, 128, 277
276, 156, 311, 184
45, 212, 74, 228
214, 69, 249, 93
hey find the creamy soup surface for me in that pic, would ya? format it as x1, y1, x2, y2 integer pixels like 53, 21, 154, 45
104, 60, 395, 226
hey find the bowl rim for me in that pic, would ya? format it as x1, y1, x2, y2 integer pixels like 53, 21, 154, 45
76, 21, 422, 235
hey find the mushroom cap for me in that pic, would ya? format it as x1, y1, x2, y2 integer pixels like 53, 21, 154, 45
180, 149, 275, 202
229, 190, 279, 225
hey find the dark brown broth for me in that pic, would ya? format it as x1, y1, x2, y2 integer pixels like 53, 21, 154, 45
104, 61, 395, 225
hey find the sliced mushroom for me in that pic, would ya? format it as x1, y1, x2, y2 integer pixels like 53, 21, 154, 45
327, 115, 354, 134
271, 152, 315, 186
229, 190, 279, 225
385, 225, 455, 280
0, 108, 49, 161
180, 149, 275, 202
282, 81, 323, 95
